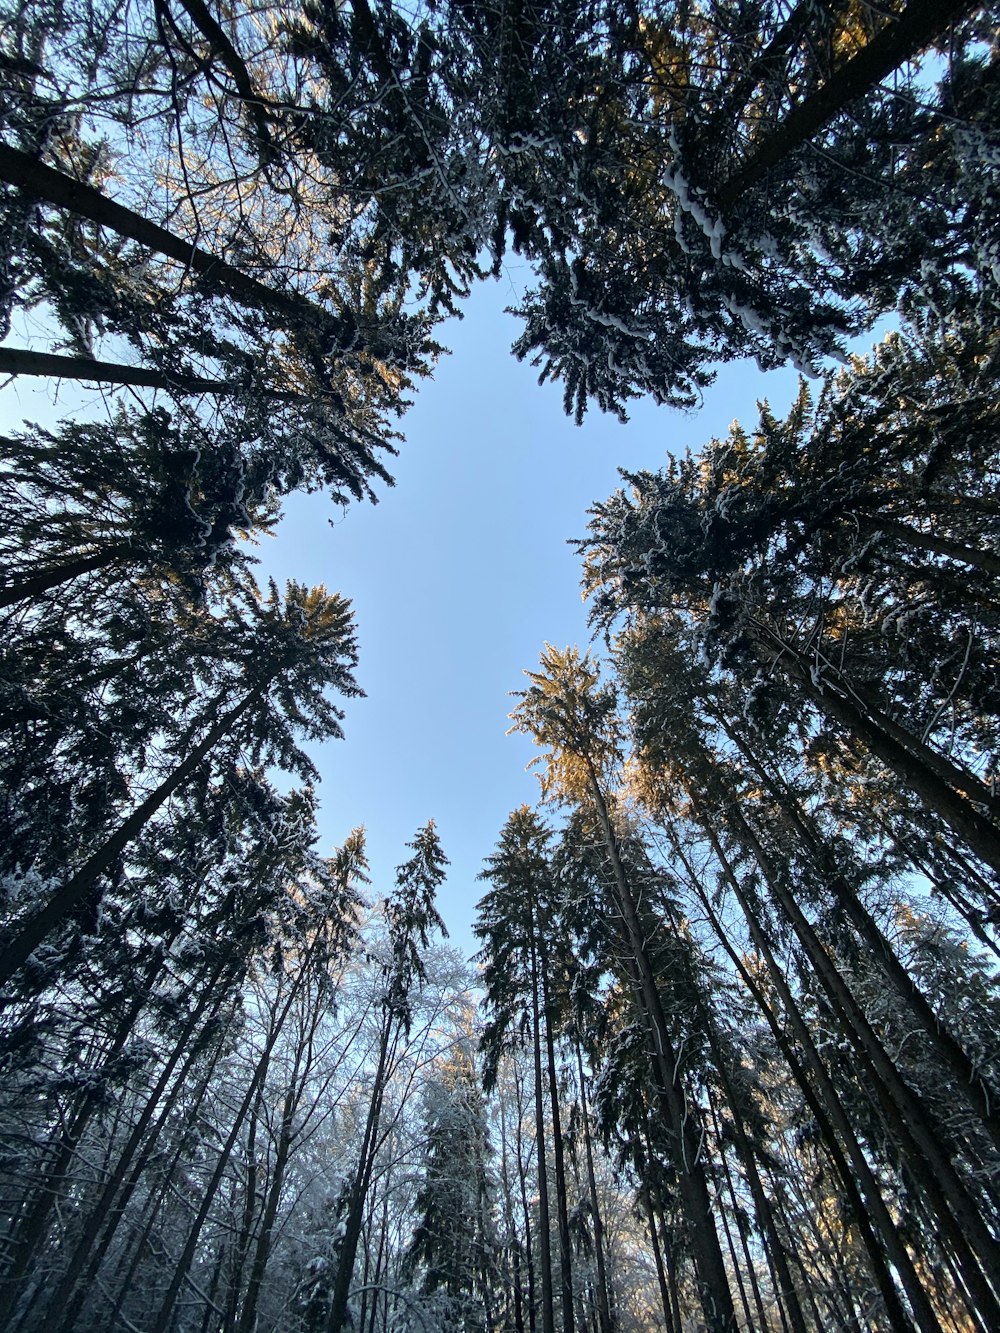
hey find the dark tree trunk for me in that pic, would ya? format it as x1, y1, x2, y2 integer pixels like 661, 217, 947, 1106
584, 763, 737, 1333
682, 821, 938, 1333
0, 545, 132, 608
573, 1043, 614, 1333
0, 684, 264, 986
0, 346, 301, 399
44, 957, 237, 1333
0, 145, 332, 332
718, 0, 977, 205
538, 946, 574, 1333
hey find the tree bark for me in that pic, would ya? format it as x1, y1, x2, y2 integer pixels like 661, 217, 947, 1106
0, 544, 132, 608
728, 799, 1000, 1321
583, 760, 737, 1333
717, 0, 977, 205
721, 718, 1000, 1151
538, 941, 574, 1333
0, 145, 333, 333
0, 346, 304, 400
149, 952, 317, 1333
681, 821, 937, 1333
573, 1044, 614, 1333
750, 622, 1000, 875
44, 956, 238, 1333
528, 931, 557, 1333
325, 1016, 397, 1333
0, 684, 264, 987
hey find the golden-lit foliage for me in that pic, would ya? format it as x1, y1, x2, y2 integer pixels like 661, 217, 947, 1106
509, 643, 623, 805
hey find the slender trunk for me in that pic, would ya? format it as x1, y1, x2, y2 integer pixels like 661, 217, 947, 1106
0, 684, 264, 986
718, 0, 976, 204
701, 1021, 807, 1333
325, 1015, 396, 1333
45, 957, 236, 1333
681, 821, 936, 1333
0, 347, 304, 400
584, 762, 737, 1333
538, 945, 574, 1333
149, 954, 316, 1333
0, 545, 133, 608
710, 1144, 755, 1333
0, 946, 171, 1319
222, 1082, 266, 1333
573, 1044, 614, 1333
528, 934, 557, 1333
706, 1087, 771, 1333
722, 718, 1000, 1150
728, 800, 1000, 1318
497, 1086, 526, 1333
515, 1062, 539, 1333
640, 1182, 674, 1333
0, 145, 329, 333
857, 512, 1000, 578
752, 625, 1000, 874
102, 1035, 229, 1329
236, 1063, 304, 1333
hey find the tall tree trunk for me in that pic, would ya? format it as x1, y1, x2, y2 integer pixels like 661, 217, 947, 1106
0, 145, 330, 333
528, 935, 557, 1333
325, 1016, 397, 1333
100, 1032, 230, 1330
538, 943, 574, 1333
149, 953, 317, 1333
701, 1016, 808, 1333
515, 1061, 539, 1333
0, 684, 264, 986
583, 761, 737, 1333
45, 957, 237, 1333
236, 1056, 306, 1333
640, 1181, 675, 1333
0, 943, 176, 1321
682, 820, 939, 1333
750, 623, 1000, 875
0, 545, 133, 608
728, 799, 1000, 1319
573, 1043, 614, 1333
0, 346, 302, 400
718, 0, 976, 204
721, 717, 1000, 1149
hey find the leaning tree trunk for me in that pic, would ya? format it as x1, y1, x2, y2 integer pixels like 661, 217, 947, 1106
0, 684, 264, 987
0, 347, 303, 401
325, 1014, 397, 1333
572, 1042, 615, 1333
724, 722, 1000, 1152
717, 0, 977, 204
149, 949, 318, 1333
44, 956, 239, 1333
727, 798, 1000, 1323
0, 146, 327, 332
527, 934, 557, 1333
684, 819, 941, 1333
749, 623, 1000, 877
583, 759, 738, 1333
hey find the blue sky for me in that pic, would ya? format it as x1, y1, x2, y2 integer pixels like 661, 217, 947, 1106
260, 270, 806, 954
1, 269, 814, 957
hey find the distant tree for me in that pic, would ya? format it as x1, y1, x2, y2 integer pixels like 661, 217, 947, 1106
404, 1042, 498, 1329
324, 822, 450, 1333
